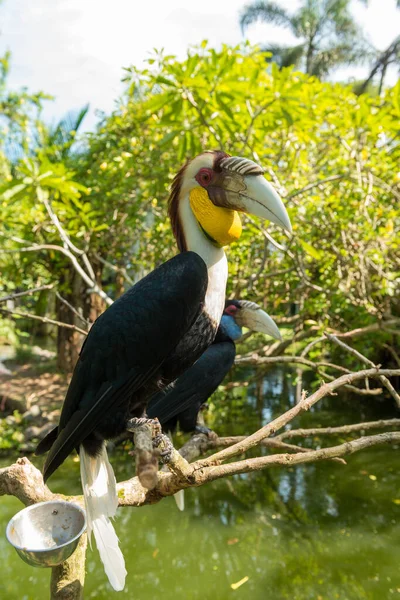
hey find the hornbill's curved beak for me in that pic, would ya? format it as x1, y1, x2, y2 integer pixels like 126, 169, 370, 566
234, 300, 282, 341
208, 156, 292, 233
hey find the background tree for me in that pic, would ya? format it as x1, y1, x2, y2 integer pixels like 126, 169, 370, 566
1, 44, 399, 374
0, 59, 97, 371
358, 34, 400, 95
240, 0, 371, 77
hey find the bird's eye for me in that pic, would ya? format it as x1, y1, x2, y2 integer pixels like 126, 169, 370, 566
224, 304, 238, 316
196, 168, 213, 187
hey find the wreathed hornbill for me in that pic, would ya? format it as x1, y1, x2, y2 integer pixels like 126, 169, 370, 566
36, 151, 291, 591
147, 298, 281, 513
147, 299, 281, 435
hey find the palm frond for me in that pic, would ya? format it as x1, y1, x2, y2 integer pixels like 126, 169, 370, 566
48, 104, 89, 148
310, 41, 372, 77
240, 1, 294, 34
263, 43, 306, 69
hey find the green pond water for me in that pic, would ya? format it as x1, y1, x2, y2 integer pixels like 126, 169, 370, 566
1, 367, 400, 600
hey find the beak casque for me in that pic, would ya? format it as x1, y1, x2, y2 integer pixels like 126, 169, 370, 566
209, 156, 292, 233
234, 300, 282, 341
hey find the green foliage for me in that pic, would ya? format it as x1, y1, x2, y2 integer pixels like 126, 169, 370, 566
80, 44, 399, 337
0, 52, 93, 311
1, 43, 399, 362
0, 318, 17, 345
240, 0, 373, 77
0, 51, 51, 166
0, 412, 24, 451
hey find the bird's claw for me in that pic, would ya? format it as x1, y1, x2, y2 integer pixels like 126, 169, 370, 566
153, 433, 174, 464
194, 424, 214, 437
126, 416, 161, 433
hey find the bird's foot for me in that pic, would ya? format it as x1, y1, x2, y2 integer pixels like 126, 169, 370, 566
126, 416, 161, 433
194, 424, 218, 441
153, 433, 174, 464
194, 424, 213, 436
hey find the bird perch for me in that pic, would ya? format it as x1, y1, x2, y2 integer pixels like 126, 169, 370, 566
1, 365, 399, 599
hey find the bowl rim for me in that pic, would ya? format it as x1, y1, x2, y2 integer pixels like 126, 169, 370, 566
6, 500, 87, 554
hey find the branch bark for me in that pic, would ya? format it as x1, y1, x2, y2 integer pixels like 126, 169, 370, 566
197, 368, 400, 466
2, 364, 399, 599
0, 306, 88, 336
325, 333, 400, 408
0, 284, 54, 304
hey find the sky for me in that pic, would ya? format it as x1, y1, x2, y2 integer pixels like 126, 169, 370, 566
1, 0, 399, 131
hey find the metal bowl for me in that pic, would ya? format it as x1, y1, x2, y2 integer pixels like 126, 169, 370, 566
6, 500, 86, 568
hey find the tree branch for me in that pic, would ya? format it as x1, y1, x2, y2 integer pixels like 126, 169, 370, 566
0, 284, 54, 304
325, 333, 400, 408
55, 292, 90, 327
275, 418, 400, 440
198, 432, 400, 480
39, 188, 97, 283
0, 242, 112, 307
197, 368, 400, 466
0, 306, 88, 336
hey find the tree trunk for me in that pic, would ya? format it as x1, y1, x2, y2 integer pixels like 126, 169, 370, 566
115, 272, 125, 298
50, 535, 87, 600
34, 288, 51, 338
56, 267, 84, 373
378, 60, 388, 96
83, 257, 106, 323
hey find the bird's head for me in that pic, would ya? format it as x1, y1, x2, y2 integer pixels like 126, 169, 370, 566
222, 299, 282, 341
169, 151, 291, 252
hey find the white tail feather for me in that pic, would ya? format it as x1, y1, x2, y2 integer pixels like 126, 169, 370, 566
173, 489, 185, 511
166, 433, 185, 512
80, 445, 127, 591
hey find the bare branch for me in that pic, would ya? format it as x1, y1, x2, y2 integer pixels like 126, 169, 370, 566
93, 253, 134, 287
50, 535, 87, 600
38, 188, 97, 282
382, 343, 400, 368
0, 284, 54, 304
326, 333, 400, 408
275, 418, 400, 440
235, 353, 382, 395
0, 242, 113, 307
0, 306, 88, 336
209, 435, 346, 464
55, 292, 90, 327
287, 174, 347, 199
197, 368, 400, 466
199, 432, 400, 480
334, 319, 400, 339
0, 457, 54, 506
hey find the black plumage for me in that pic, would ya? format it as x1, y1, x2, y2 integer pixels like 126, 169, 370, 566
37, 252, 214, 481
147, 319, 237, 434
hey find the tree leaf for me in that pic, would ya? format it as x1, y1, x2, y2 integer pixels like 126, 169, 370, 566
298, 238, 322, 261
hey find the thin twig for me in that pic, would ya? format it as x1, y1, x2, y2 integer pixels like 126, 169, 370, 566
287, 174, 347, 199
199, 432, 400, 480
0, 284, 54, 304
0, 243, 112, 306
326, 333, 400, 408
275, 418, 400, 440
39, 188, 97, 282
93, 253, 134, 286
197, 368, 400, 466
55, 292, 90, 327
0, 306, 88, 336
382, 343, 400, 368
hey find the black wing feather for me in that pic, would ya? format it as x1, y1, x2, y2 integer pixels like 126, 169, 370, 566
41, 252, 208, 479
147, 341, 236, 431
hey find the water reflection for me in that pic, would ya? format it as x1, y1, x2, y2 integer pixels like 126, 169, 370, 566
1, 366, 399, 599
